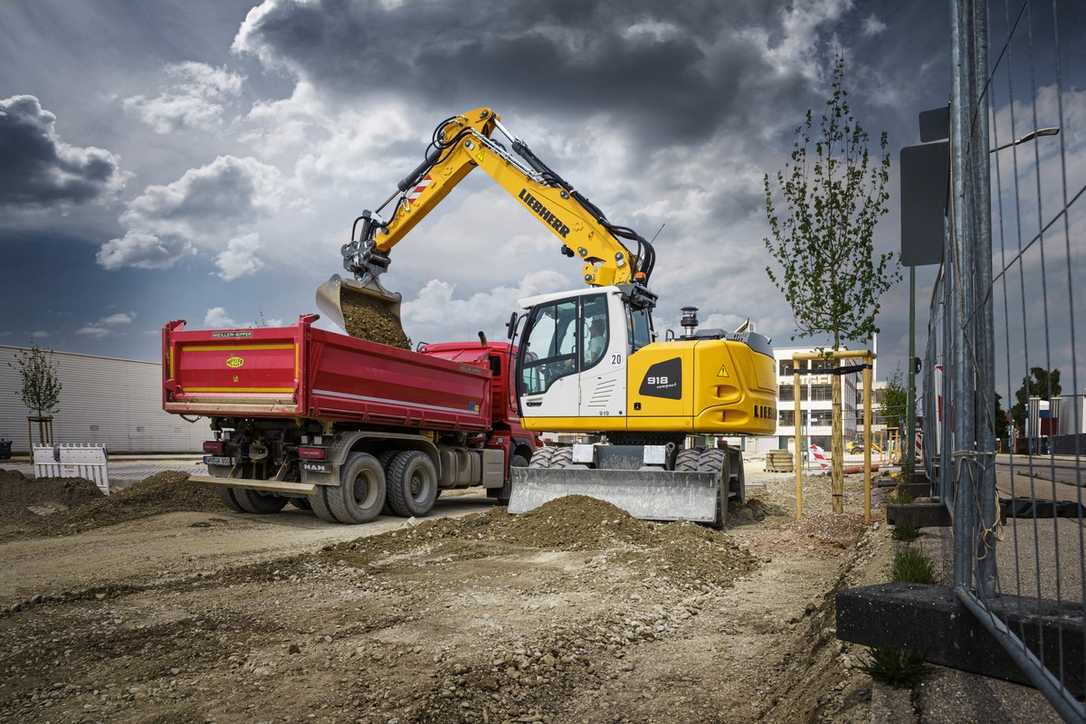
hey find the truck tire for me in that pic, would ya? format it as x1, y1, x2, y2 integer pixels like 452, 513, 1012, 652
218, 486, 246, 513
307, 486, 340, 523
387, 450, 438, 517
493, 454, 529, 505
377, 449, 400, 515
323, 452, 387, 524
232, 488, 289, 514
675, 448, 729, 530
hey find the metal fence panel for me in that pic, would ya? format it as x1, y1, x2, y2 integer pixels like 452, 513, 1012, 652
920, 0, 1086, 719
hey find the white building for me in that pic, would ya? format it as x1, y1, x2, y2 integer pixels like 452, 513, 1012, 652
0, 346, 210, 454
773, 346, 863, 453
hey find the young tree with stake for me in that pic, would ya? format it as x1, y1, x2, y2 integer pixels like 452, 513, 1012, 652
764, 57, 900, 512
8, 346, 62, 448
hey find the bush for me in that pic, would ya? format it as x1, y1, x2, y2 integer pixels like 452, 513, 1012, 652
892, 547, 936, 584
887, 487, 914, 505
891, 523, 920, 541
859, 647, 928, 688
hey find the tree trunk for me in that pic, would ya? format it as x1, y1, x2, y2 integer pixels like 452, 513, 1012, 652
831, 373, 844, 513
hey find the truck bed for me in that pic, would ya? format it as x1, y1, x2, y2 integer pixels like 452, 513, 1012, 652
162, 315, 493, 431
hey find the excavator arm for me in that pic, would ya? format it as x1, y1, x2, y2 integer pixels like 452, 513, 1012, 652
341, 106, 655, 289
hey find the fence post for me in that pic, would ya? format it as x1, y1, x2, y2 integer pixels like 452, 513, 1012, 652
969, 0, 998, 599
950, 0, 975, 592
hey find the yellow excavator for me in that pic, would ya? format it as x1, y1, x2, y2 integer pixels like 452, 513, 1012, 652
316, 107, 777, 527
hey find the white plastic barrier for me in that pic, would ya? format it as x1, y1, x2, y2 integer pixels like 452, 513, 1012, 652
32, 444, 111, 495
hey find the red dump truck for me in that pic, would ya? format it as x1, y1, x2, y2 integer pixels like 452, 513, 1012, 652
161, 314, 538, 523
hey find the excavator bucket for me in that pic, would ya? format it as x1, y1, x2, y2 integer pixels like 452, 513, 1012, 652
507, 446, 744, 528
314, 274, 411, 349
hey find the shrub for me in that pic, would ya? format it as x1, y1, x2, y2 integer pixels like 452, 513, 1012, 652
891, 523, 920, 542
859, 647, 928, 688
892, 547, 936, 584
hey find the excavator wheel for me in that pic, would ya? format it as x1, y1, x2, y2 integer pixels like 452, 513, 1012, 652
674, 448, 729, 530
527, 446, 577, 469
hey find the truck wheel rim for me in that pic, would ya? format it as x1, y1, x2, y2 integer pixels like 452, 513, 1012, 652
410, 470, 425, 502
354, 471, 379, 509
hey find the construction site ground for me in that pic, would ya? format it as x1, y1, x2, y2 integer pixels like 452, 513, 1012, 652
0, 463, 895, 723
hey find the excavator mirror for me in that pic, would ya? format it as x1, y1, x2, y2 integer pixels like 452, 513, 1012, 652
506, 311, 518, 340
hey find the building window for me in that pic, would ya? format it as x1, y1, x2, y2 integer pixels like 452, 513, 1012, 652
778, 410, 808, 426
779, 359, 808, 376
810, 384, 832, 401
811, 410, 833, 427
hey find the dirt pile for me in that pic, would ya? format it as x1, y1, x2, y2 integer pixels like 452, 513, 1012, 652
330, 495, 759, 589
340, 288, 411, 349
0, 469, 103, 522
0, 470, 227, 540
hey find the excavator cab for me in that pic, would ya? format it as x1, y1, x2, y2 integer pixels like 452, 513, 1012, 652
508, 285, 777, 528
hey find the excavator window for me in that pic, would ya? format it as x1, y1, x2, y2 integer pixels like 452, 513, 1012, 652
519, 299, 578, 395
627, 306, 653, 353
581, 294, 609, 370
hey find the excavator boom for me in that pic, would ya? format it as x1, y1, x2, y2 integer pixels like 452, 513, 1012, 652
316, 107, 656, 336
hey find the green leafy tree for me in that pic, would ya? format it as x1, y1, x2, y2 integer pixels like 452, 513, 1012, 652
881, 368, 908, 429
763, 56, 900, 349
994, 392, 1009, 440
8, 346, 62, 418
764, 56, 900, 511
1011, 367, 1061, 431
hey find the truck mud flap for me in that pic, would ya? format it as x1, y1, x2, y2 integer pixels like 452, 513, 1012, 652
508, 468, 721, 524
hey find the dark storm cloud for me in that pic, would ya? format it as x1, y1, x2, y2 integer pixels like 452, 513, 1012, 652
233, 0, 818, 144
0, 95, 124, 208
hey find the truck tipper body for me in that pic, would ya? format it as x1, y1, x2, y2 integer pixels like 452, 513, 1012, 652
162, 315, 538, 523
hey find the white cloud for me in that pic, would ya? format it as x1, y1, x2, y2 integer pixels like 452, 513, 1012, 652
861, 14, 887, 36
96, 230, 193, 270
400, 270, 569, 342
99, 312, 135, 326
203, 307, 237, 328
123, 62, 244, 134
98, 155, 283, 272
75, 325, 110, 338
214, 233, 263, 280
29, 330, 50, 339
203, 306, 283, 328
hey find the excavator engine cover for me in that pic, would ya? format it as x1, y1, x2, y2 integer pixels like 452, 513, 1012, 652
315, 274, 410, 349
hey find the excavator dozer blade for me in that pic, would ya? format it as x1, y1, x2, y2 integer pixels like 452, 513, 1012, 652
508, 467, 724, 525
315, 274, 411, 348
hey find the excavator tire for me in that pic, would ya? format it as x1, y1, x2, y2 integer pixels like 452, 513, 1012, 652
232, 488, 289, 514
674, 448, 729, 530
527, 446, 576, 469
387, 451, 439, 517
324, 452, 387, 524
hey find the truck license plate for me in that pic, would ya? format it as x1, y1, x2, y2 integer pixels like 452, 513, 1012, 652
204, 455, 235, 466
302, 461, 331, 474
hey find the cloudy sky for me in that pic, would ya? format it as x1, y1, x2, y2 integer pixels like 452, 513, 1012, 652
1, 0, 1083, 399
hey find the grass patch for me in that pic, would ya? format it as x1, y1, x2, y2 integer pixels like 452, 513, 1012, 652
891, 522, 920, 541
892, 547, 936, 584
859, 647, 928, 688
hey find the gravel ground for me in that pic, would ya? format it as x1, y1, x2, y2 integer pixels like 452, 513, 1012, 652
0, 465, 886, 723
